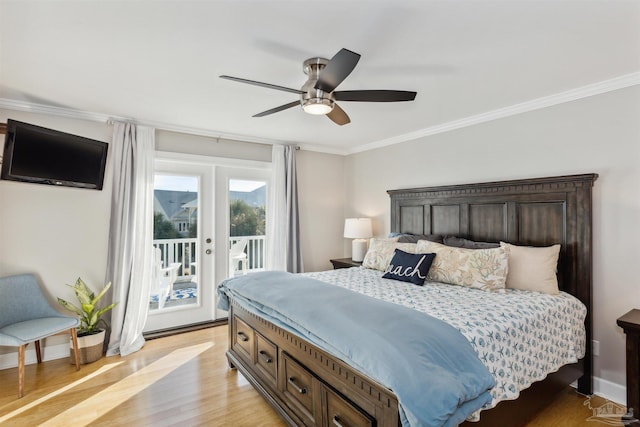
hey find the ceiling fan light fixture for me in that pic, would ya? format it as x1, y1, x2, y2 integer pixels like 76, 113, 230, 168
302, 98, 334, 115
221, 48, 416, 125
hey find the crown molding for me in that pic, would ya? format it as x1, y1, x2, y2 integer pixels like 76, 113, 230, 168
0, 97, 113, 124
349, 72, 640, 154
0, 97, 301, 148
1, 72, 637, 156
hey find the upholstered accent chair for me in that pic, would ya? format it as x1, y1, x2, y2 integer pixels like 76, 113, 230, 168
0, 274, 80, 398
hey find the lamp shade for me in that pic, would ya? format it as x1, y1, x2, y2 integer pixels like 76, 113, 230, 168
343, 218, 373, 239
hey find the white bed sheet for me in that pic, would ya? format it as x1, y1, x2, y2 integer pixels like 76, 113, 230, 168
303, 267, 586, 414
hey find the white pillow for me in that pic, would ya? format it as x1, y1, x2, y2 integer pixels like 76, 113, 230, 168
415, 240, 509, 291
362, 239, 417, 271
500, 242, 561, 295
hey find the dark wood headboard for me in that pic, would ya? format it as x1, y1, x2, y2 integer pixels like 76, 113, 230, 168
388, 173, 598, 394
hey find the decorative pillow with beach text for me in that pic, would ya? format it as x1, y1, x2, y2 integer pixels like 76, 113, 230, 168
382, 249, 436, 285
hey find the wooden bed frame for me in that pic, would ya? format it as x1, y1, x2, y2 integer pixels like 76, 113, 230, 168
226, 173, 598, 427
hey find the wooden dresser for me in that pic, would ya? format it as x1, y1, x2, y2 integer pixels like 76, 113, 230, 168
330, 258, 362, 269
617, 309, 640, 419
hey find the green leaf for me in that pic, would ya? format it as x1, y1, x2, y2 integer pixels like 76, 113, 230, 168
73, 278, 92, 306
88, 312, 98, 328
94, 302, 117, 319
92, 281, 111, 305
57, 298, 83, 317
81, 303, 94, 316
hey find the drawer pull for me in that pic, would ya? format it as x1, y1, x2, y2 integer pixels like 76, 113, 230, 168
287, 376, 307, 394
236, 332, 249, 342
332, 415, 346, 427
258, 350, 272, 363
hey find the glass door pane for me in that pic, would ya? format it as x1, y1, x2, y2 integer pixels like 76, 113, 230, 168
229, 179, 267, 277
150, 174, 199, 311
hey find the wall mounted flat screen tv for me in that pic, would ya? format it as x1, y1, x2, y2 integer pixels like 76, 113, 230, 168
1, 119, 108, 190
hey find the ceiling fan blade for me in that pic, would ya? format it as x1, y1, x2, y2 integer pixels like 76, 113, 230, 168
334, 90, 417, 102
326, 104, 350, 126
220, 75, 304, 95
315, 49, 361, 93
253, 100, 300, 117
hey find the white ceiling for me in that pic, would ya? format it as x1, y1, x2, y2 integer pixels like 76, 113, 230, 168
1, 0, 639, 155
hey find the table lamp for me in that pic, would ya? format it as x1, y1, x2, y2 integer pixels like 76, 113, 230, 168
344, 218, 373, 262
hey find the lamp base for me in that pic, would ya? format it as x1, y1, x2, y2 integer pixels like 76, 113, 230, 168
351, 239, 368, 262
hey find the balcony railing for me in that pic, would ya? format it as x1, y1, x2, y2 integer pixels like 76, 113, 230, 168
154, 238, 197, 277
230, 236, 265, 271
153, 235, 266, 277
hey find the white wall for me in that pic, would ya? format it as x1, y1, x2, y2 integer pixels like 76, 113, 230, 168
0, 110, 113, 359
156, 130, 272, 162
296, 150, 345, 272
344, 86, 640, 400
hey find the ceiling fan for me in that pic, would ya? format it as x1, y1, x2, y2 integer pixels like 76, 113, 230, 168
220, 48, 417, 126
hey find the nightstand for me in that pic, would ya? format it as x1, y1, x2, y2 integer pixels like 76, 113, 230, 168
617, 309, 640, 419
330, 258, 363, 269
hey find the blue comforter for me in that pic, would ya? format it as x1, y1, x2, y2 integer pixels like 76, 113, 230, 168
217, 271, 495, 427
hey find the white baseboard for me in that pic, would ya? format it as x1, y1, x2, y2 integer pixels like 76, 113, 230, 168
0, 343, 71, 370
571, 376, 626, 405
592, 376, 627, 406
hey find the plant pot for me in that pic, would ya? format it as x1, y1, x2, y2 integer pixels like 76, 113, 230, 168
70, 329, 105, 364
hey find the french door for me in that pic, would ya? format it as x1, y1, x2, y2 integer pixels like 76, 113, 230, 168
144, 152, 270, 332
214, 166, 269, 319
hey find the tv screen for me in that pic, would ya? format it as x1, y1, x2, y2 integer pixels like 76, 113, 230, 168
1, 119, 108, 190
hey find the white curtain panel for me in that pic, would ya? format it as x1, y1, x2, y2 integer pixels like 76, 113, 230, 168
266, 145, 303, 273
105, 123, 156, 357
267, 145, 287, 271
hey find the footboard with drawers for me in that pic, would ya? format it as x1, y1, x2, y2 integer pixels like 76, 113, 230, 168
227, 301, 400, 427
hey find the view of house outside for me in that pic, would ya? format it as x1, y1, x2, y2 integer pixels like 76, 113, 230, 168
153, 176, 266, 239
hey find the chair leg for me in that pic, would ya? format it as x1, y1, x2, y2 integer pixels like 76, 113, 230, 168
18, 344, 26, 398
70, 328, 80, 371
35, 340, 42, 363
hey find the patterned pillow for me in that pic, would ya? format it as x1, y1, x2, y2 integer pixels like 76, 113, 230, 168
382, 249, 436, 285
362, 239, 417, 271
416, 240, 509, 291
500, 242, 561, 295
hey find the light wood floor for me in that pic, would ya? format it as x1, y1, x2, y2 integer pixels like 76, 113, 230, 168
0, 325, 620, 426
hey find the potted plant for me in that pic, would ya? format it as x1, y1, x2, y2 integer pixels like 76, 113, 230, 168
57, 278, 117, 364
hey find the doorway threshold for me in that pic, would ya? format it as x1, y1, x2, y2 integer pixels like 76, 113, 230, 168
143, 318, 228, 340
